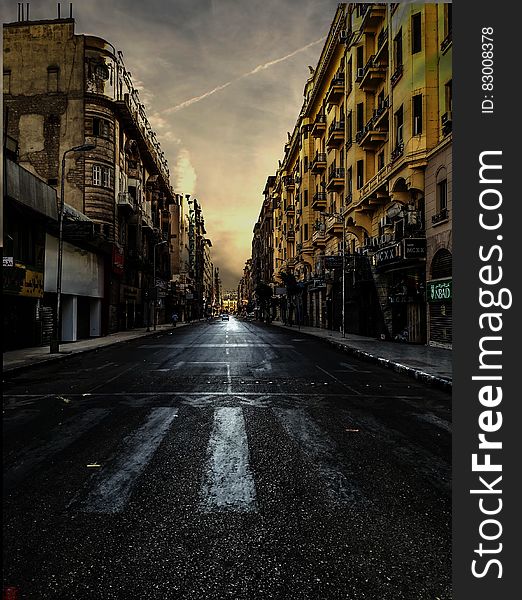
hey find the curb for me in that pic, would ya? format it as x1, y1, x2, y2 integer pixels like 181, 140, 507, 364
272, 323, 452, 392
3, 321, 200, 376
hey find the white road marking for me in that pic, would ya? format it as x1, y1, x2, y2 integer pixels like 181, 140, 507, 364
226, 364, 232, 394
274, 408, 365, 504
79, 407, 178, 514
338, 362, 372, 374
315, 365, 361, 395
201, 407, 256, 512
4, 409, 110, 488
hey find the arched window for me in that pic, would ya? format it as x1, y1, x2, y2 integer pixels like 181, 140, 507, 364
431, 248, 452, 279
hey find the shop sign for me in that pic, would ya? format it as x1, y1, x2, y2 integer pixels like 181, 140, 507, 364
325, 255, 343, 269
428, 278, 452, 302
3, 262, 44, 298
3, 256, 14, 267
112, 246, 124, 275
403, 238, 426, 259
375, 242, 401, 266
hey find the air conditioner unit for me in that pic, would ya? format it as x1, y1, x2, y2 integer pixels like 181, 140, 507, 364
357, 67, 365, 79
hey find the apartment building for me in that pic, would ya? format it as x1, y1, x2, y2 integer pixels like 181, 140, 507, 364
249, 2, 452, 345
3, 16, 178, 339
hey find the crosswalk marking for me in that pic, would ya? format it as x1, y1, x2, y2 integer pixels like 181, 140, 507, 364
138, 344, 293, 348
274, 408, 365, 504
200, 407, 257, 513
78, 407, 178, 514
4, 408, 110, 490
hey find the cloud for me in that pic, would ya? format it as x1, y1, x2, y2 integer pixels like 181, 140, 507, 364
164, 36, 326, 114
173, 149, 197, 195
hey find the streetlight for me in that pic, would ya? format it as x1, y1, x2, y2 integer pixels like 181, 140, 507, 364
153, 239, 168, 330
50, 142, 96, 354
321, 211, 346, 338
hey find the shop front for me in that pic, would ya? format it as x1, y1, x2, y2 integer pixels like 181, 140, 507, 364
427, 277, 452, 347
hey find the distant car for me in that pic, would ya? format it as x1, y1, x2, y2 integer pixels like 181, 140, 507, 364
246, 312, 255, 320
221, 313, 229, 321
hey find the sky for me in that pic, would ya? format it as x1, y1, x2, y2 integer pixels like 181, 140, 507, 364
3, 0, 344, 287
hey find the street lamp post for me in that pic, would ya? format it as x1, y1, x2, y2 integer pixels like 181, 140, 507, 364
50, 143, 95, 354
153, 239, 168, 330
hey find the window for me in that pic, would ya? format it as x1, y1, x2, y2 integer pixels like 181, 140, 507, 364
304, 223, 309, 241
395, 105, 404, 144
93, 165, 114, 188
445, 80, 453, 113
93, 165, 102, 186
411, 13, 422, 54
47, 67, 59, 93
347, 167, 353, 192
356, 46, 364, 71
356, 102, 364, 132
394, 29, 403, 67
3, 70, 11, 94
412, 94, 423, 135
93, 117, 110, 138
437, 179, 448, 213
444, 4, 452, 38
347, 111, 353, 142
356, 160, 364, 189
304, 190, 308, 207
304, 156, 308, 173
378, 151, 385, 172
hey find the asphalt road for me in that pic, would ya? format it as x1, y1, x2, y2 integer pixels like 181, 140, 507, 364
3, 317, 451, 599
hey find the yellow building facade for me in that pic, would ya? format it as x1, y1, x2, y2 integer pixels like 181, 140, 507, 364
251, 2, 452, 343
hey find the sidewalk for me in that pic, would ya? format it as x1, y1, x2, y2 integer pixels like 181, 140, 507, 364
2, 321, 196, 374
271, 321, 452, 391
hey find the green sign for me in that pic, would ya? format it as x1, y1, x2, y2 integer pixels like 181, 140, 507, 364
427, 278, 452, 302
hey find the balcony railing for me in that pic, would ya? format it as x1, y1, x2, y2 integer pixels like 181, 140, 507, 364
377, 27, 388, 51
117, 192, 136, 211
285, 204, 295, 214
432, 208, 449, 225
391, 141, 405, 162
312, 192, 327, 210
283, 175, 295, 189
441, 31, 452, 52
391, 64, 403, 87
311, 152, 327, 173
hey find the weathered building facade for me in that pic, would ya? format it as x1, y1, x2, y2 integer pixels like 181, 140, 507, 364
3, 16, 178, 340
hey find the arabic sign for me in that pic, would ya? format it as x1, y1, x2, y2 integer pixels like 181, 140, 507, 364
3, 262, 44, 297
427, 278, 452, 302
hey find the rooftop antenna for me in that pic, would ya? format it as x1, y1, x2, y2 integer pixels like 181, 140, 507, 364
26, 3, 29, 20
69, 3, 73, 18
57, 3, 60, 19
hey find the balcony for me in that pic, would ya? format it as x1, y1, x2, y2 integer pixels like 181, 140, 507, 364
325, 215, 343, 236
345, 191, 353, 206
359, 56, 387, 91
142, 212, 154, 230
283, 175, 295, 190
325, 72, 345, 106
391, 64, 403, 87
286, 228, 295, 241
326, 120, 345, 149
312, 230, 327, 247
327, 167, 345, 191
441, 31, 452, 53
285, 204, 295, 215
355, 116, 388, 149
311, 113, 326, 138
312, 191, 327, 211
310, 152, 327, 174
117, 192, 136, 212
391, 141, 405, 162
432, 208, 449, 225
376, 27, 389, 63
361, 3, 387, 30
373, 97, 390, 129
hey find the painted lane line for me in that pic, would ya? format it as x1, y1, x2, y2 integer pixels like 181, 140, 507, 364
315, 365, 362, 395
274, 408, 365, 505
4, 409, 110, 489
201, 407, 257, 513
4, 392, 425, 399
79, 407, 179, 514
88, 365, 137, 393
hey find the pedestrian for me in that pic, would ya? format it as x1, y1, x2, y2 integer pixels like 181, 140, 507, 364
171, 312, 178, 327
